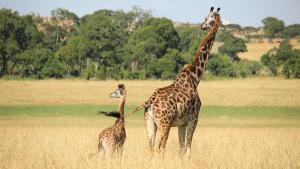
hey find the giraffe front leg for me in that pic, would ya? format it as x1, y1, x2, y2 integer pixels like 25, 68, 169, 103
185, 119, 198, 160
178, 126, 187, 157
145, 116, 157, 156
116, 146, 124, 160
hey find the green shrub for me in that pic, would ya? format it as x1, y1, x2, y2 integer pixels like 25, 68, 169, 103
206, 54, 235, 77
247, 61, 262, 75
41, 57, 66, 79
105, 66, 121, 80
83, 64, 96, 80
240, 70, 247, 78
95, 67, 106, 80
283, 54, 300, 78
161, 71, 176, 80
128, 71, 139, 79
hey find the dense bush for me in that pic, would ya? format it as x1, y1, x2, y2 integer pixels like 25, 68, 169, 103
206, 55, 236, 77
232, 60, 262, 77
41, 57, 66, 78
206, 54, 262, 78
283, 54, 300, 78
261, 40, 300, 78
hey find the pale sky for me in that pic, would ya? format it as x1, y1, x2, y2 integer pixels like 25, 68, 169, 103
0, 0, 299, 27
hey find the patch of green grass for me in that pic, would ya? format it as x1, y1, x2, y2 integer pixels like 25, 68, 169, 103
0, 105, 299, 127
200, 106, 300, 119
0, 105, 299, 119
0, 104, 135, 116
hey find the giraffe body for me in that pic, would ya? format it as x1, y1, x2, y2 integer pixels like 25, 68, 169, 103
97, 84, 127, 157
130, 7, 222, 158
144, 67, 201, 156
98, 118, 126, 156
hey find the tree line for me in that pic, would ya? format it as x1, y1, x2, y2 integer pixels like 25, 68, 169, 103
0, 7, 299, 80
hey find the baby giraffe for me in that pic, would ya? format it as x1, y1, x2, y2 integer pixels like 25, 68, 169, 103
97, 84, 127, 158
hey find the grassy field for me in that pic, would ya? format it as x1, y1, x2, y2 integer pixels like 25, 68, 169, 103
0, 78, 300, 169
1, 77, 299, 106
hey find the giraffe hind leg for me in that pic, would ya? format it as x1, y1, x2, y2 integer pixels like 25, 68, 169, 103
178, 126, 187, 157
145, 116, 157, 155
98, 141, 105, 157
185, 119, 198, 160
88, 140, 104, 159
155, 122, 171, 158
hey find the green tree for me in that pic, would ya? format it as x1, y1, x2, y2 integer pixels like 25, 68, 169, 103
215, 30, 235, 42
125, 17, 180, 76
56, 36, 86, 76
148, 49, 185, 79
0, 9, 43, 77
49, 8, 79, 50
41, 56, 66, 78
143, 17, 180, 50
218, 37, 247, 61
274, 40, 294, 64
282, 24, 300, 38
176, 24, 206, 62
283, 52, 300, 78
79, 12, 127, 68
51, 8, 79, 22
261, 49, 278, 75
18, 45, 59, 78
260, 40, 298, 77
262, 17, 285, 39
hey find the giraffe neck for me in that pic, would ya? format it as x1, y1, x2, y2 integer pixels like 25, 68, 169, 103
175, 15, 221, 87
114, 92, 126, 131
118, 91, 126, 118
114, 117, 125, 130
193, 30, 218, 82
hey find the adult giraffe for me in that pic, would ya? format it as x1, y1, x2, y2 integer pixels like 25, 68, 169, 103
129, 7, 222, 158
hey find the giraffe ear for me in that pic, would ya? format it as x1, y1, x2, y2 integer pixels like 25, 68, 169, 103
217, 8, 221, 13
210, 7, 214, 12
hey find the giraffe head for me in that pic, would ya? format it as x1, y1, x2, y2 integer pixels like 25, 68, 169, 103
201, 7, 221, 30
109, 84, 126, 98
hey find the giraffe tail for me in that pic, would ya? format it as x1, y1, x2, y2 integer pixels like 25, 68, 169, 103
125, 100, 150, 117
98, 111, 121, 118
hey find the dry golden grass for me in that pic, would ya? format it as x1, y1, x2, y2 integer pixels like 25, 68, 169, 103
0, 117, 299, 169
212, 38, 300, 61
211, 41, 223, 54
238, 40, 280, 61
0, 77, 299, 106
211, 40, 279, 61
200, 77, 300, 106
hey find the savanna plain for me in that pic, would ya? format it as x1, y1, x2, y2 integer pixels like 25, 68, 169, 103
0, 78, 300, 169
